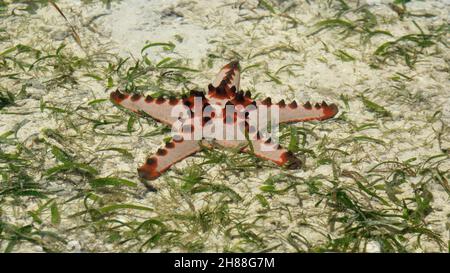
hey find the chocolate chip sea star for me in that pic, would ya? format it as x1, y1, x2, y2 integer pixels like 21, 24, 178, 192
110, 61, 338, 180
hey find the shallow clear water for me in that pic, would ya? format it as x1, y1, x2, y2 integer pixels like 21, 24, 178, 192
0, 0, 449, 252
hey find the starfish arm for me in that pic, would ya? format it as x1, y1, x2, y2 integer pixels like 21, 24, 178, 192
257, 99, 339, 124
207, 61, 240, 101
242, 138, 302, 169
110, 90, 188, 126
279, 101, 338, 123
138, 139, 201, 180
212, 61, 240, 91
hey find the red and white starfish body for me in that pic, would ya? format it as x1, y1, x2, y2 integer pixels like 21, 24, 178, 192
110, 61, 338, 180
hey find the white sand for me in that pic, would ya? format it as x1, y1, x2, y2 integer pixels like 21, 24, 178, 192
0, 0, 449, 252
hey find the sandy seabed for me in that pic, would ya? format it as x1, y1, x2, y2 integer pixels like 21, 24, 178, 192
0, 0, 449, 252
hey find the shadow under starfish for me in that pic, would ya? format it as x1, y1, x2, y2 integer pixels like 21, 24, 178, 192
110, 61, 338, 180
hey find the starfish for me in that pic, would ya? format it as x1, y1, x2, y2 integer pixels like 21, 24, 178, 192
110, 61, 338, 180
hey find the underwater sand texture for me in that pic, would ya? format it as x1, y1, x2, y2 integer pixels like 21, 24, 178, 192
0, 0, 449, 252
